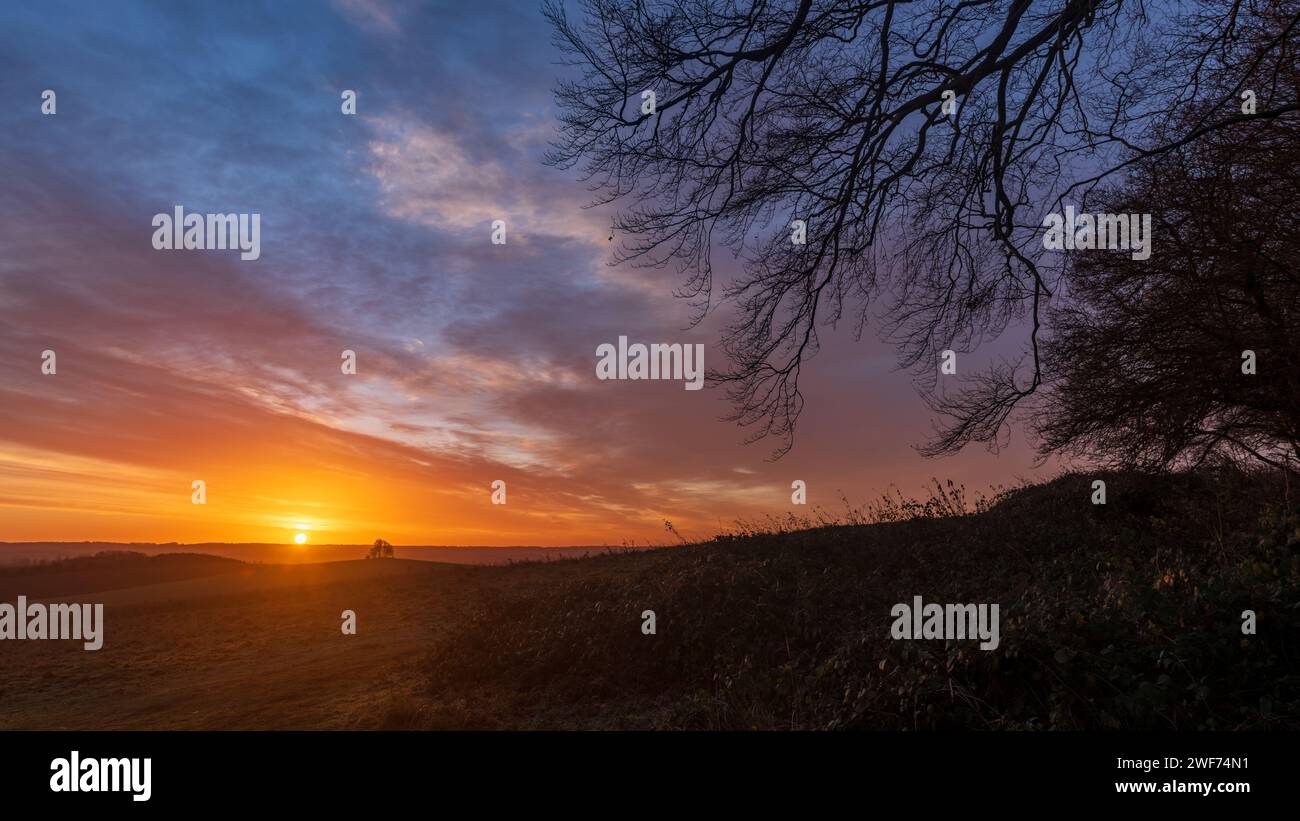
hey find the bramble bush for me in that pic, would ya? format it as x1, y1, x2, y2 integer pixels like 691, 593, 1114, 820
404, 470, 1299, 729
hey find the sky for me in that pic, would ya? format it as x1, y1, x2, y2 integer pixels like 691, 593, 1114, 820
0, 0, 1054, 546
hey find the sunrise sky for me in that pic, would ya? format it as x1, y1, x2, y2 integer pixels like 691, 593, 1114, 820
0, 0, 1052, 546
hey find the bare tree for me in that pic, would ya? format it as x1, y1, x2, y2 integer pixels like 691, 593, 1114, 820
545, 0, 1300, 458
1033, 60, 1300, 470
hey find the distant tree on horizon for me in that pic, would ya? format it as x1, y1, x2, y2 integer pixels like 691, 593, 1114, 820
367, 539, 395, 559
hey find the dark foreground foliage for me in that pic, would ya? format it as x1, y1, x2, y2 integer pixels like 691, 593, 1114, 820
385, 471, 1300, 729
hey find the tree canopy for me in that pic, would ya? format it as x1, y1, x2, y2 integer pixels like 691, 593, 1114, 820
546, 0, 1300, 464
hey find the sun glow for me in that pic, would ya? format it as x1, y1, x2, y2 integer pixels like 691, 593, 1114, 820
294, 532, 308, 544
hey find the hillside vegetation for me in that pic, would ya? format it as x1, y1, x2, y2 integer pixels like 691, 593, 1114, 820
4, 471, 1296, 731
384, 471, 1300, 730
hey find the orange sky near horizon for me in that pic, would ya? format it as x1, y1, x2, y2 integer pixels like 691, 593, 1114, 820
0, 343, 685, 547
0, 323, 1052, 546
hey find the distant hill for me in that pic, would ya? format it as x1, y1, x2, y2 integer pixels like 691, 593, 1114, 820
0, 542, 637, 567
0, 551, 247, 599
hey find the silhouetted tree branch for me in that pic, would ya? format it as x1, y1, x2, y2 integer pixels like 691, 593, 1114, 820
546, 0, 1300, 459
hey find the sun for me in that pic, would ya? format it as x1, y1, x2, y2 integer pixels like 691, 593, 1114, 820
294, 532, 308, 545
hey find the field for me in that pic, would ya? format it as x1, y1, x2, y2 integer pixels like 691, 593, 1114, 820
2, 472, 1297, 730
0, 556, 479, 729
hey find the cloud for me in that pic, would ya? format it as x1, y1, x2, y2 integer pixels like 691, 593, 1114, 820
332, 0, 404, 35
365, 115, 610, 245
0, 1, 1052, 546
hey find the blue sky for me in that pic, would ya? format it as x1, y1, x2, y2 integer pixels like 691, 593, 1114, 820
0, 0, 1052, 544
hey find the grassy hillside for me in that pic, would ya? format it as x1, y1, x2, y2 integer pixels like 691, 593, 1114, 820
0, 552, 247, 599
0, 557, 481, 730
383, 471, 1300, 730
4, 470, 1296, 731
